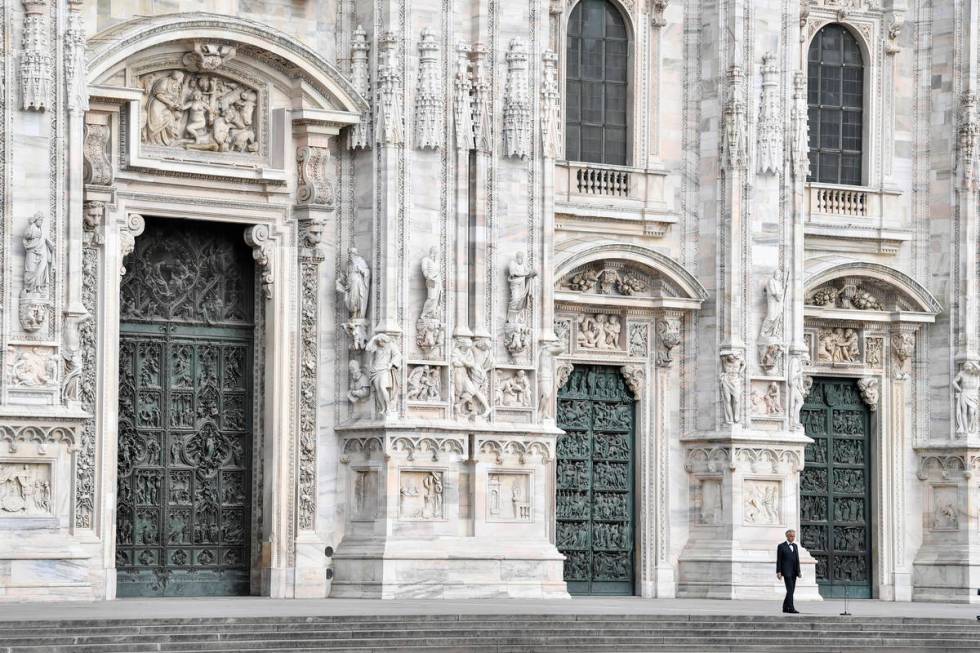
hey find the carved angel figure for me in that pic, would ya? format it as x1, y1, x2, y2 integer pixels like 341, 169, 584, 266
953, 361, 980, 435
367, 334, 402, 416
337, 247, 370, 321
22, 213, 53, 295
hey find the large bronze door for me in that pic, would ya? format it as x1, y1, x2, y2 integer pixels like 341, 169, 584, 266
116, 218, 255, 597
799, 378, 873, 598
556, 365, 635, 595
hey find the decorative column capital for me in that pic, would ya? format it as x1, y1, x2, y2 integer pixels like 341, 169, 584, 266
620, 365, 645, 399
857, 377, 880, 412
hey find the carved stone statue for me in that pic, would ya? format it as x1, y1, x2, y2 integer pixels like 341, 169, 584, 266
143, 71, 185, 146
719, 351, 745, 425
367, 334, 401, 417
760, 269, 786, 340
504, 251, 537, 357
953, 361, 980, 435
857, 377, 880, 411
346, 360, 370, 404
416, 247, 444, 353
538, 339, 565, 422
451, 337, 492, 419
22, 212, 53, 295
338, 247, 371, 351
407, 365, 441, 402
497, 370, 532, 407
788, 353, 811, 430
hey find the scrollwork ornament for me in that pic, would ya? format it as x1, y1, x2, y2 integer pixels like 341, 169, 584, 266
243, 224, 273, 298
83, 123, 112, 186
296, 146, 335, 207
119, 213, 146, 276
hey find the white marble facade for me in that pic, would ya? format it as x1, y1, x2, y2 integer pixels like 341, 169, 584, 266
0, 0, 977, 604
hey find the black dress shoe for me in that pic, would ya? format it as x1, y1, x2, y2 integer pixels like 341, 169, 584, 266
783, 609, 800, 614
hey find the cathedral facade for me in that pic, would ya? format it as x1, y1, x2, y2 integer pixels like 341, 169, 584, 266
0, 0, 976, 603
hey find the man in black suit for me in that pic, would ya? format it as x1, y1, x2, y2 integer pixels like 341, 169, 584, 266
776, 529, 802, 613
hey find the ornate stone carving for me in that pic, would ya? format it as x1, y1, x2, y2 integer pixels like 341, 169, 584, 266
83, 201, 104, 234
487, 473, 532, 522
452, 337, 493, 419
348, 26, 372, 150
656, 318, 680, 367
243, 224, 273, 299
629, 322, 649, 358
415, 28, 443, 150
417, 247, 444, 353
471, 44, 492, 153
953, 361, 980, 436
759, 344, 785, 374
83, 124, 112, 186
807, 281, 884, 310
723, 65, 747, 170
1, 423, 77, 455
119, 213, 146, 276
719, 351, 745, 425
865, 336, 884, 368
620, 365, 645, 398
959, 93, 980, 191
392, 436, 464, 462
760, 269, 786, 341
182, 41, 236, 72
297, 248, 323, 531
65, 0, 88, 112
5, 346, 58, 387
791, 72, 810, 179
19, 212, 53, 333
651, 0, 669, 27
743, 480, 781, 525
407, 365, 442, 402
399, 471, 444, 520
816, 327, 861, 364
891, 331, 915, 380
346, 359, 371, 404
504, 251, 537, 358
296, 146, 335, 207
788, 353, 811, 431
538, 340, 565, 421
76, 227, 100, 528
503, 39, 531, 159
752, 381, 783, 416
367, 333, 402, 417
337, 247, 371, 350
857, 377, 880, 411
541, 51, 561, 159
453, 43, 474, 151
0, 463, 51, 516
931, 487, 959, 531
562, 265, 650, 296
139, 69, 258, 153
375, 32, 403, 146
885, 12, 904, 55
20, 0, 50, 111
756, 53, 781, 175
496, 369, 533, 407
576, 314, 622, 351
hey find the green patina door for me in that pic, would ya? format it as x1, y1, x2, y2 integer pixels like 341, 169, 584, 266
116, 218, 255, 597
799, 377, 873, 599
556, 365, 636, 595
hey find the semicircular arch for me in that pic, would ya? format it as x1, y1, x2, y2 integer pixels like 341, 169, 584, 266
804, 259, 941, 316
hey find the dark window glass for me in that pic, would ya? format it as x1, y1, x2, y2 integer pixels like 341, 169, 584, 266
565, 0, 629, 165
807, 24, 864, 185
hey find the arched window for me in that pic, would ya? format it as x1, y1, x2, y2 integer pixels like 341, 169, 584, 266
565, 0, 629, 165
807, 24, 864, 185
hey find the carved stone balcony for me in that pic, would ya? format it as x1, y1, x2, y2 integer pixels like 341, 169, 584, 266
803, 183, 912, 255
554, 161, 675, 237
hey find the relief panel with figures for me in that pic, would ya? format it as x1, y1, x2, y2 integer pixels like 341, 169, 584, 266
116, 218, 254, 597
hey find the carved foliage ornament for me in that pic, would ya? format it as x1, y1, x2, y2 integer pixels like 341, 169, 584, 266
297, 252, 323, 531
182, 41, 237, 72
891, 331, 914, 380
564, 265, 650, 296
243, 224, 274, 299
806, 279, 886, 311
415, 28, 443, 150
20, 0, 50, 111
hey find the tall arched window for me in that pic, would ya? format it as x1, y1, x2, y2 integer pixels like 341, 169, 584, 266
565, 0, 629, 165
807, 24, 864, 185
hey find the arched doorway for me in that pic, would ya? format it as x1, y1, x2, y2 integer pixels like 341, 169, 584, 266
556, 365, 636, 595
115, 217, 256, 597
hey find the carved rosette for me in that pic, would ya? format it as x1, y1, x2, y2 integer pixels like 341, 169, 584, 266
541, 51, 561, 159
453, 43, 475, 151
296, 146, 335, 207
756, 53, 781, 175
656, 317, 681, 367
83, 123, 112, 186
723, 66, 747, 170
119, 213, 146, 276
791, 72, 810, 180
375, 32, 403, 146
243, 224, 274, 299
857, 377, 880, 412
20, 0, 50, 111
620, 365, 645, 399
415, 28, 443, 150
348, 26, 372, 150
502, 39, 531, 159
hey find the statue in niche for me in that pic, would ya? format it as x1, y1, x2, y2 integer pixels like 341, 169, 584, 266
346, 360, 371, 404
760, 269, 786, 340
953, 361, 980, 435
23, 212, 53, 295
337, 248, 371, 351
452, 337, 492, 418
416, 247, 444, 352
367, 334, 402, 417
504, 251, 537, 357
719, 351, 745, 425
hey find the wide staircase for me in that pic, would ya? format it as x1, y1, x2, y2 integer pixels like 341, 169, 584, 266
1, 613, 980, 652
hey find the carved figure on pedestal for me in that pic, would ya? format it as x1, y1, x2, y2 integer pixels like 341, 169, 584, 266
952, 361, 980, 435
23, 212, 53, 295
719, 351, 745, 425
143, 71, 185, 146
416, 247, 444, 352
346, 360, 371, 404
761, 269, 786, 339
504, 251, 537, 357
337, 247, 371, 351
538, 340, 565, 422
452, 337, 492, 419
367, 334, 401, 417
788, 353, 812, 430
